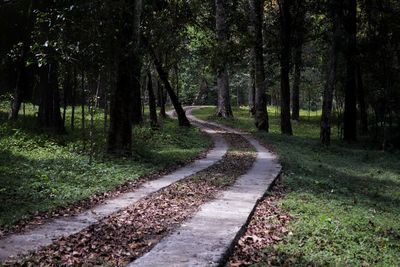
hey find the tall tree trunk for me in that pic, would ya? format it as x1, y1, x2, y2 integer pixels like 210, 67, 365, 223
215, 0, 233, 118
158, 80, 167, 118
107, 0, 142, 154
279, 0, 293, 135
131, 0, 143, 125
153, 55, 190, 126
38, 63, 64, 133
81, 70, 86, 149
62, 66, 72, 125
144, 37, 190, 126
320, 0, 342, 145
147, 72, 158, 128
356, 64, 368, 134
248, 50, 256, 115
132, 62, 143, 125
291, 0, 305, 121
108, 58, 133, 154
71, 66, 77, 130
9, 0, 34, 120
320, 39, 338, 145
193, 78, 209, 105
291, 45, 302, 121
249, 0, 269, 131
343, 0, 357, 141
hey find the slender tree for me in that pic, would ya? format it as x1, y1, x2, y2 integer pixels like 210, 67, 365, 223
343, 0, 357, 141
131, 0, 143, 125
9, 0, 34, 120
215, 0, 233, 118
143, 36, 190, 127
278, 0, 293, 135
249, 0, 269, 131
37, 62, 64, 133
291, 0, 306, 121
320, 0, 342, 145
356, 64, 368, 134
147, 71, 158, 128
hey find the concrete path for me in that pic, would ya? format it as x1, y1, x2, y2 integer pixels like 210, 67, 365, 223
129, 107, 281, 267
0, 111, 228, 261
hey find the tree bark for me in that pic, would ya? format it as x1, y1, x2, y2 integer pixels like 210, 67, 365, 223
147, 72, 158, 128
320, 43, 338, 145
9, 0, 34, 120
144, 37, 190, 126
279, 0, 293, 135
356, 64, 368, 134
158, 80, 167, 118
107, 58, 133, 154
215, 0, 233, 118
248, 50, 256, 115
71, 66, 77, 130
132, 62, 143, 125
343, 0, 357, 142
153, 54, 190, 126
131, 0, 143, 125
38, 63, 64, 133
107, 0, 142, 155
291, 0, 305, 121
291, 45, 302, 121
249, 0, 269, 131
320, 0, 342, 145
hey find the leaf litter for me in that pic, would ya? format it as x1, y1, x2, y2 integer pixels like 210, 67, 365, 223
3, 133, 256, 266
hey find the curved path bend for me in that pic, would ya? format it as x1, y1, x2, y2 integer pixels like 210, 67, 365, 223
0, 110, 228, 261
129, 106, 281, 267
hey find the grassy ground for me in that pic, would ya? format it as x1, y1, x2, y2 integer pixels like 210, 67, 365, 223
0, 102, 211, 228
193, 107, 400, 266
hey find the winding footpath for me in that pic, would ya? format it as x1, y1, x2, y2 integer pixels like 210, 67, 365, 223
0, 107, 281, 266
129, 107, 281, 266
0, 110, 228, 261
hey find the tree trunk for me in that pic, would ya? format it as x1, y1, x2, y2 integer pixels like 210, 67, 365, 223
193, 78, 209, 105
62, 66, 72, 125
320, 0, 342, 145
291, 44, 303, 121
249, 0, 269, 131
158, 81, 167, 118
356, 64, 368, 134
343, 0, 357, 142
320, 42, 338, 146
144, 37, 190, 126
215, 0, 233, 118
132, 62, 143, 125
248, 50, 256, 115
291, 0, 305, 121
81, 70, 86, 148
71, 67, 77, 130
107, 0, 142, 155
9, 0, 34, 120
38, 63, 64, 133
147, 72, 158, 128
108, 58, 133, 154
9, 67, 24, 120
131, 0, 143, 125
279, 0, 293, 135
153, 55, 190, 126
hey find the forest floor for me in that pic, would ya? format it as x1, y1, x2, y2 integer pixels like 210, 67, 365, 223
0, 102, 211, 232
193, 107, 400, 266
0, 106, 282, 266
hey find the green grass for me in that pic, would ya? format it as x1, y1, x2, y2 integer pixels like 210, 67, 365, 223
0, 102, 211, 228
193, 106, 400, 266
